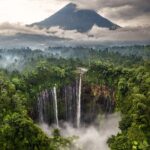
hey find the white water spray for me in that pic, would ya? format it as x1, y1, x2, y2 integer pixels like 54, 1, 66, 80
39, 113, 121, 150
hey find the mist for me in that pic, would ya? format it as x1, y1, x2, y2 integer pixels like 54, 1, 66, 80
0, 23, 150, 43
39, 113, 121, 150
0, 52, 24, 70
0, 22, 149, 50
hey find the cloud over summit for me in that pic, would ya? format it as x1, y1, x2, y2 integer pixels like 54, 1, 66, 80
63, 0, 150, 27
0, 0, 149, 27
0, 23, 150, 42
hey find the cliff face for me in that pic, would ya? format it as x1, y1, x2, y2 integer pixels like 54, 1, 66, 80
34, 81, 115, 126
82, 83, 115, 124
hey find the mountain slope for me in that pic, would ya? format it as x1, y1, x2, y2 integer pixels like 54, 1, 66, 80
32, 3, 119, 32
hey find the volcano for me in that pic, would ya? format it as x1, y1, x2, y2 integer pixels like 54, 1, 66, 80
32, 3, 120, 32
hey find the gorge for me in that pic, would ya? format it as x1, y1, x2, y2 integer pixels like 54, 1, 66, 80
36, 67, 118, 150
1, 46, 149, 150
37, 70, 115, 128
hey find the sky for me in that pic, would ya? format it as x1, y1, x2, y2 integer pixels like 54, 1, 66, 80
0, 0, 67, 24
0, 0, 149, 27
0, 0, 149, 44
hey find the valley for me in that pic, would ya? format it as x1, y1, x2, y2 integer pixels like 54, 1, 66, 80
0, 45, 149, 149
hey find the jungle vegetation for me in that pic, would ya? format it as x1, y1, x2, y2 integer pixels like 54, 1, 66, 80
0, 45, 149, 150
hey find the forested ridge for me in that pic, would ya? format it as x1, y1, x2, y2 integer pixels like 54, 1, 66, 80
0, 45, 150, 150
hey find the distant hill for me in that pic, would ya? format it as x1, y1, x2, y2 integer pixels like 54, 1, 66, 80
31, 3, 120, 32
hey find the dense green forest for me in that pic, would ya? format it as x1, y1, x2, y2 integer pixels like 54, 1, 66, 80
0, 45, 150, 150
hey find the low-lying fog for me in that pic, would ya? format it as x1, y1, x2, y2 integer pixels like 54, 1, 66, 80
39, 113, 121, 150
0, 23, 150, 49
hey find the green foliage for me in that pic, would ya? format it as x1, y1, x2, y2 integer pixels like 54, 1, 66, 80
0, 45, 150, 149
0, 113, 51, 150
0, 68, 74, 150
86, 58, 150, 150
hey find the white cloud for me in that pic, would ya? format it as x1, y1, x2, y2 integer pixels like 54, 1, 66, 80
0, 22, 49, 36
87, 25, 150, 41
0, 0, 149, 27
0, 23, 150, 42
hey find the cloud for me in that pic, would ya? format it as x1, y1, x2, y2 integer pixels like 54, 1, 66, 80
0, 22, 150, 42
68, 0, 150, 14
87, 25, 150, 41
0, 23, 87, 40
46, 25, 150, 42
0, 22, 49, 36
0, 0, 149, 27
61, 0, 150, 27
47, 26, 88, 40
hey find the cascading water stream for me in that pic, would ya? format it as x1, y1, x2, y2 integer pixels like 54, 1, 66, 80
52, 86, 59, 128
76, 67, 88, 128
37, 90, 49, 124
37, 96, 44, 123
77, 74, 82, 128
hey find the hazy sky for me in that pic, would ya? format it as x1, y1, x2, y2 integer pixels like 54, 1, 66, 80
0, 0, 149, 27
0, 0, 67, 24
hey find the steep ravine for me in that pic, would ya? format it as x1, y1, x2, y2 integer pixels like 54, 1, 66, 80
35, 81, 116, 127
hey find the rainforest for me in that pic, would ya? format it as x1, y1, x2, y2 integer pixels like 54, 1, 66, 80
0, 45, 150, 150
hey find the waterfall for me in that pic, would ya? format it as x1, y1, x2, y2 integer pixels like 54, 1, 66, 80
37, 90, 50, 124
37, 96, 44, 123
65, 86, 73, 122
77, 74, 82, 128
36, 79, 115, 128
36, 68, 111, 129
52, 86, 59, 128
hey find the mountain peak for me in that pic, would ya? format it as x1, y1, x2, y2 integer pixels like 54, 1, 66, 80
66, 2, 77, 7
32, 3, 120, 32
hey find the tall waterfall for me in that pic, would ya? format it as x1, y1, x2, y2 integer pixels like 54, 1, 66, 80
76, 67, 88, 128
37, 96, 44, 123
77, 74, 82, 128
52, 86, 59, 128
37, 90, 49, 123
36, 67, 117, 128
